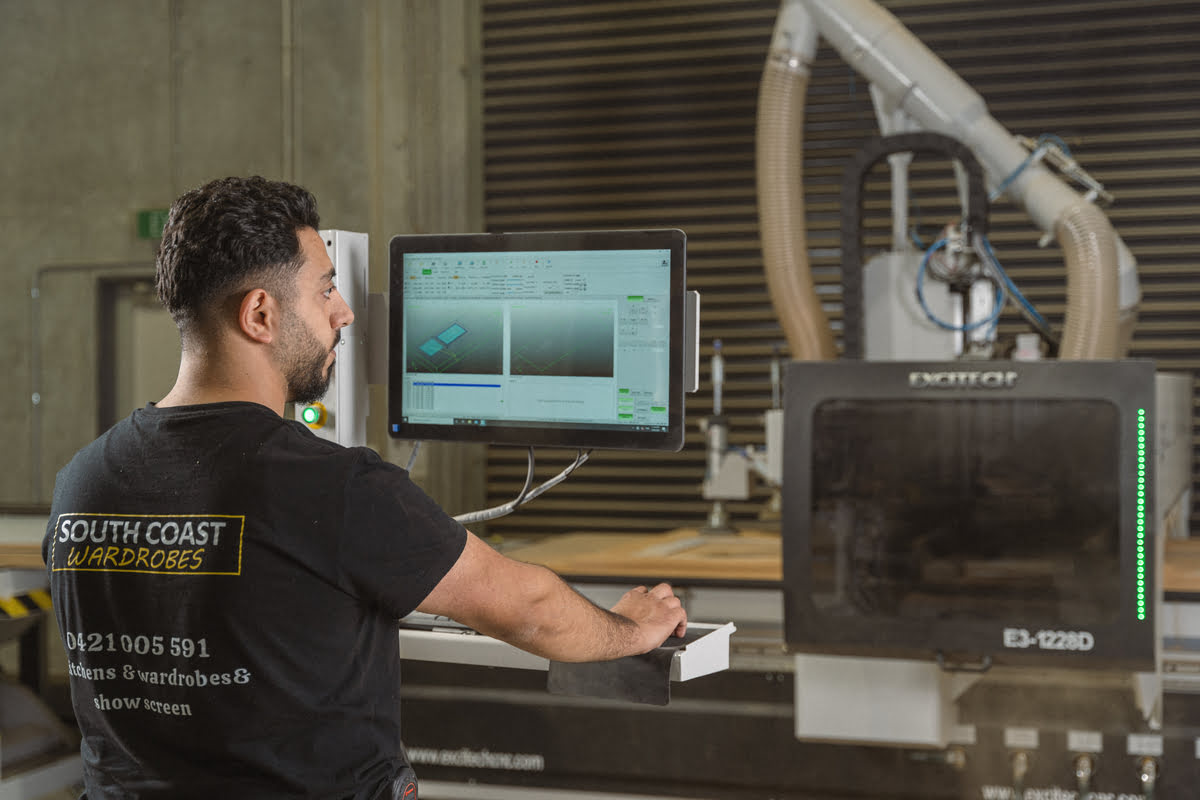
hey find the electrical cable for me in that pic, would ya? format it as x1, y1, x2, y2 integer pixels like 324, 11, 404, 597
452, 448, 591, 525
510, 446, 536, 509
519, 449, 591, 504
977, 235, 1046, 327
454, 447, 534, 525
975, 234, 1060, 351
1036, 133, 1072, 158
908, 194, 932, 251
914, 233, 1059, 353
404, 441, 422, 472
910, 227, 927, 250
915, 238, 1004, 333
989, 133, 1072, 202
990, 150, 1038, 202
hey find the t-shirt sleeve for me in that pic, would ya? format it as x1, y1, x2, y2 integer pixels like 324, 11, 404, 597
337, 449, 468, 618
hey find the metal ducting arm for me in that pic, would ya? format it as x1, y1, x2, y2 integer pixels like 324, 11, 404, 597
758, 0, 1140, 359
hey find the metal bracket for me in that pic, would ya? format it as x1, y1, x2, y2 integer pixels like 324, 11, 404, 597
685, 290, 700, 393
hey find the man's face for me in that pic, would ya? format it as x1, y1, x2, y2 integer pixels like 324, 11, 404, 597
279, 307, 338, 405
274, 228, 354, 404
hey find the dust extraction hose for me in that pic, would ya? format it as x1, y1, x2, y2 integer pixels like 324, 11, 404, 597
1055, 201, 1122, 359
756, 54, 837, 361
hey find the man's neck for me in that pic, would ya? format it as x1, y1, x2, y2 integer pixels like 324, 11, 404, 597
158, 350, 286, 416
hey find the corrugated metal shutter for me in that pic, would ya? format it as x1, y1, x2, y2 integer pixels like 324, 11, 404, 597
481, 0, 1200, 537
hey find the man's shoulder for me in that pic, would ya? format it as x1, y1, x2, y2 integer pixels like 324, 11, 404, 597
55, 402, 408, 504
60, 412, 136, 469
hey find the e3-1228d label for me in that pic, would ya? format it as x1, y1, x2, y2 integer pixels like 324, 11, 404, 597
1003, 628, 1095, 651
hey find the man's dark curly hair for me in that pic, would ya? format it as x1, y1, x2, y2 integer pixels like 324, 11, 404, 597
155, 176, 321, 340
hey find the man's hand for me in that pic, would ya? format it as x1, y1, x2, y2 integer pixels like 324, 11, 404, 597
611, 582, 687, 653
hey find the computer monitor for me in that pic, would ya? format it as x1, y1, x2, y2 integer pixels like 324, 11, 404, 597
387, 229, 687, 451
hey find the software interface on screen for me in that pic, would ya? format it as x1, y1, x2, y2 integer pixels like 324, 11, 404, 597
395, 247, 672, 435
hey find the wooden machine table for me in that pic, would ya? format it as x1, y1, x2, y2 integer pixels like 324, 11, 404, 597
1164, 539, 1200, 595
0, 515, 46, 571
502, 528, 782, 583
504, 528, 1200, 595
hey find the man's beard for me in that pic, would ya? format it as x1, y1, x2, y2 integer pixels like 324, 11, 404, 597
278, 312, 338, 405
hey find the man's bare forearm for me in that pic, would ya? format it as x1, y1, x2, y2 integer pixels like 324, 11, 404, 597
471, 562, 643, 662
416, 532, 686, 662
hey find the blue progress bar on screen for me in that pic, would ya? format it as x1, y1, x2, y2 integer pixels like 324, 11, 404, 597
412, 382, 502, 388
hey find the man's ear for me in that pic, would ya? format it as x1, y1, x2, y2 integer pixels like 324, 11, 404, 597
237, 288, 279, 344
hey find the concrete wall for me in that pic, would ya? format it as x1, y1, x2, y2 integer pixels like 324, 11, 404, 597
0, 0, 485, 509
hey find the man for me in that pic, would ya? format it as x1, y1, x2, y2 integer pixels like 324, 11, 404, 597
43, 176, 686, 799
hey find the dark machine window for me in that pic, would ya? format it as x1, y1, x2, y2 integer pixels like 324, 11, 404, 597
809, 399, 1121, 625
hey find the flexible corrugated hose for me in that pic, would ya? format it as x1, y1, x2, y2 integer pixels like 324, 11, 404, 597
756, 54, 837, 361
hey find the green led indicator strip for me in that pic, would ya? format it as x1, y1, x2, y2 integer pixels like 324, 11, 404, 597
1136, 408, 1147, 621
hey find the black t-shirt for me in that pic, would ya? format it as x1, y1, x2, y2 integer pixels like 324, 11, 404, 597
43, 402, 467, 799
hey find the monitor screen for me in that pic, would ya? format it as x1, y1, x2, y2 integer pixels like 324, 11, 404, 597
387, 229, 686, 450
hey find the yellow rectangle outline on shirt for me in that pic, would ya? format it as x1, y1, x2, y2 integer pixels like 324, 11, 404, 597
49, 513, 245, 576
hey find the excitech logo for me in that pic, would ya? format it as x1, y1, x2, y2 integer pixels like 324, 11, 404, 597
908, 370, 1019, 389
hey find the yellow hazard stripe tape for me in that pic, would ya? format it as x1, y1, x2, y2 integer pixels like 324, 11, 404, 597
27, 589, 52, 610
0, 591, 53, 618
0, 596, 29, 618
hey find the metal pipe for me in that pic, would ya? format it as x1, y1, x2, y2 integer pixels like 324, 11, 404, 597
1138, 756, 1158, 800
888, 152, 913, 252
1074, 753, 1095, 799
711, 339, 725, 417
702, 340, 737, 532
769, 343, 782, 410
803, 0, 1074, 227
1011, 750, 1029, 800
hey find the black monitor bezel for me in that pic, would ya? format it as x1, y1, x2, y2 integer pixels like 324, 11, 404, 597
782, 359, 1157, 671
387, 229, 686, 451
